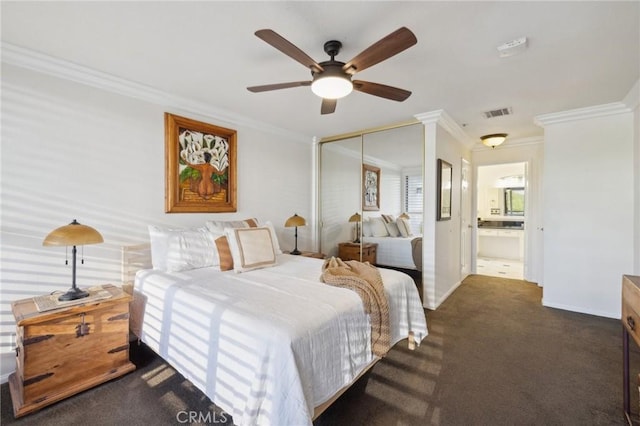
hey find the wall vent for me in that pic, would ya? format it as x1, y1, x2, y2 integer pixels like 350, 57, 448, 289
483, 107, 512, 119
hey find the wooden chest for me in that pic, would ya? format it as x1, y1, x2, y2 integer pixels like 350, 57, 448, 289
622, 275, 640, 346
8, 285, 135, 418
338, 242, 378, 264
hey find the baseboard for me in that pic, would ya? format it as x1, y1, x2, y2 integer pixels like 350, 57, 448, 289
1, 352, 15, 384
541, 299, 620, 319
432, 279, 463, 310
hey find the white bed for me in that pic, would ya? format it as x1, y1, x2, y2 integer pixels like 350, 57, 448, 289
363, 235, 421, 270
130, 253, 427, 426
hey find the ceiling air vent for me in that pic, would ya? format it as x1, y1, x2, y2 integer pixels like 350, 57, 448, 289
483, 107, 512, 119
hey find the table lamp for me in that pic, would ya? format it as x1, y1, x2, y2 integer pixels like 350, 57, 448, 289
349, 212, 362, 243
43, 219, 104, 301
284, 213, 306, 255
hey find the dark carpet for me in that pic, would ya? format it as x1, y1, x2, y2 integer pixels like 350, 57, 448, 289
1, 274, 634, 425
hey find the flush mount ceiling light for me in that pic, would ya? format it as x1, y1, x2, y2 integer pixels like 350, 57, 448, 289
481, 133, 508, 148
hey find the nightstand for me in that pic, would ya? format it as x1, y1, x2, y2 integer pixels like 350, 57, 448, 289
8, 284, 135, 418
338, 242, 378, 264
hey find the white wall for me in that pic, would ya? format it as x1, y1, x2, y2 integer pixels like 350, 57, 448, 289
636, 104, 640, 273
633, 95, 640, 274
0, 64, 312, 380
540, 111, 635, 318
417, 111, 472, 309
433, 127, 470, 306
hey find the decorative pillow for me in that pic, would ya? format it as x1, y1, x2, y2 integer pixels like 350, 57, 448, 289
384, 221, 401, 237
225, 227, 276, 273
397, 218, 413, 237
264, 221, 283, 254
370, 217, 389, 237
214, 236, 234, 271
148, 225, 219, 272
381, 214, 396, 224
205, 218, 259, 235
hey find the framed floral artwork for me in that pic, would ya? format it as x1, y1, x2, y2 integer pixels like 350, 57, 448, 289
165, 113, 237, 213
362, 164, 380, 211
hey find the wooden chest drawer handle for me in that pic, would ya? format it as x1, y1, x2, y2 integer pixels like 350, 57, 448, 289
627, 316, 636, 331
76, 313, 90, 337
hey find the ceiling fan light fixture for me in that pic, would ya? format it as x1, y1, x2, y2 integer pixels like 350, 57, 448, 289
311, 75, 353, 99
481, 133, 508, 148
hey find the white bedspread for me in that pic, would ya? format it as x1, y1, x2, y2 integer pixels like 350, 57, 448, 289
363, 235, 419, 270
133, 254, 427, 426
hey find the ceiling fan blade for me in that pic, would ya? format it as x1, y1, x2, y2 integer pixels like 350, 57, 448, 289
353, 80, 412, 102
255, 29, 324, 74
247, 81, 311, 93
342, 27, 417, 74
321, 98, 337, 115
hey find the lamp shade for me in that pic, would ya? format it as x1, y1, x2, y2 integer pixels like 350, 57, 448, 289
43, 220, 104, 246
481, 133, 508, 148
285, 214, 306, 228
348, 212, 362, 223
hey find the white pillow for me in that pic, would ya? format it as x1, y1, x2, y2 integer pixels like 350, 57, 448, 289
362, 219, 373, 237
264, 220, 283, 254
205, 218, 259, 235
384, 221, 401, 237
225, 227, 276, 273
148, 225, 219, 272
396, 218, 413, 237
370, 217, 389, 237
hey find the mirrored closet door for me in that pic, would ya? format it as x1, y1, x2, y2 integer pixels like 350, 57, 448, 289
318, 122, 424, 273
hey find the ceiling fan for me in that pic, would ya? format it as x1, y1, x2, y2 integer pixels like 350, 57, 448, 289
247, 27, 417, 115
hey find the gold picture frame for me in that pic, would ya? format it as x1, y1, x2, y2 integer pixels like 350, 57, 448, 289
165, 113, 237, 213
363, 164, 380, 211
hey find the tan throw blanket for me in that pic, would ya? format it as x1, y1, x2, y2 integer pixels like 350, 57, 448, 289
321, 257, 391, 357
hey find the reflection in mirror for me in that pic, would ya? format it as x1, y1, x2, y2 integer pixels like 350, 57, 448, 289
318, 123, 423, 271
319, 137, 361, 258
361, 125, 423, 270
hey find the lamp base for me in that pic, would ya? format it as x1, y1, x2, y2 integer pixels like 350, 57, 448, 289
58, 287, 90, 302
290, 249, 302, 255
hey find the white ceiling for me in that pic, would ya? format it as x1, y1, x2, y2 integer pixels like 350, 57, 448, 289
2, 1, 639, 145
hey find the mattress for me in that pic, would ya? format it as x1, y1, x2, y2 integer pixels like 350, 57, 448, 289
132, 254, 427, 426
363, 235, 420, 270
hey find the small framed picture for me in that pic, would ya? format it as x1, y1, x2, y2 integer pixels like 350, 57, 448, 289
363, 164, 380, 211
437, 159, 452, 221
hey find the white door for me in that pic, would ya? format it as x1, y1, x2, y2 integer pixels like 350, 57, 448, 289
460, 158, 472, 278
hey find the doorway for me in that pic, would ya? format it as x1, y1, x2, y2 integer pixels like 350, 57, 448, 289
475, 162, 527, 279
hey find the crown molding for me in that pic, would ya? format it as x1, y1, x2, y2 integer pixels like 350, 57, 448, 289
534, 102, 632, 127
1, 42, 311, 144
414, 109, 475, 148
